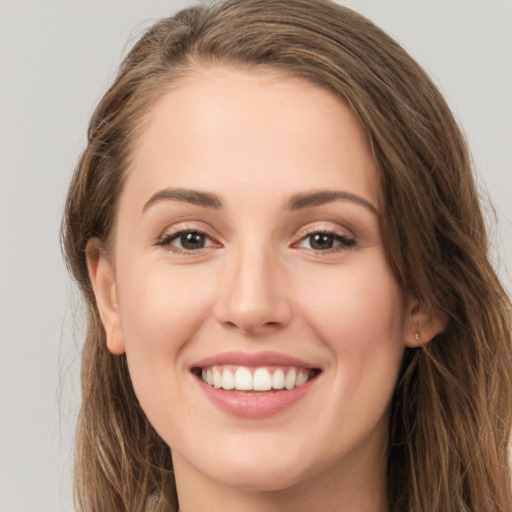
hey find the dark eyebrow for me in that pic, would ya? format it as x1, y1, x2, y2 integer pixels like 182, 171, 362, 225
142, 187, 223, 212
287, 190, 378, 214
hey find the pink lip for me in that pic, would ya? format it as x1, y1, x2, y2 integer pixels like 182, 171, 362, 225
191, 350, 317, 369
191, 351, 320, 419
195, 377, 317, 419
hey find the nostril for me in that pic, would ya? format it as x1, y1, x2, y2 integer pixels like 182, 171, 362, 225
220, 318, 284, 336
213, 266, 292, 334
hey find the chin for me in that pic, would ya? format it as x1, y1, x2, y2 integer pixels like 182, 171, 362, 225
171, 432, 321, 493
206, 458, 313, 493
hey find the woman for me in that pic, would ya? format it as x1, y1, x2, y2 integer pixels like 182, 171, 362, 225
62, 0, 512, 510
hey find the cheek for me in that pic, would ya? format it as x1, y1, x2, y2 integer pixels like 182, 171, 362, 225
117, 262, 213, 345
296, 259, 406, 448
114, 263, 220, 436
115, 263, 217, 391
298, 256, 405, 391
303, 257, 404, 347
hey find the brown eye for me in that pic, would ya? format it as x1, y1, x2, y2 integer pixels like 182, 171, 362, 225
309, 233, 335, 250
179, 231, 206, 250
158, 230, 218, 252
298, 231, 355, 252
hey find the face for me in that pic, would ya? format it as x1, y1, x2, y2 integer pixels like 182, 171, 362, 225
89, 67, 420, 498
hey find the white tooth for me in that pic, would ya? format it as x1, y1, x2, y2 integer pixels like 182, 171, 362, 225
201, 368, 206, 382
296, 369, 309, 387
222, 369, 235, 390
213, 366, 222, 388
284, 368, 297, 390
234, 367, 253, 390
271, 369, 285, 389
206, 369, 213, 386
253, 368, 272, 391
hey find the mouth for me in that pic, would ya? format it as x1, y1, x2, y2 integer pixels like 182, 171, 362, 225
192, 365, 321, 393
190, 351, 322, 418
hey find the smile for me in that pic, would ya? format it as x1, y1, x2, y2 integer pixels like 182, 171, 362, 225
191, 351, 322, 418
198, 365, 316, 392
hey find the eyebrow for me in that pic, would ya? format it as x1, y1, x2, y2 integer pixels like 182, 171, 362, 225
287, 190, 378, 214
142, 187, 377, 215
143, 187, 223, 212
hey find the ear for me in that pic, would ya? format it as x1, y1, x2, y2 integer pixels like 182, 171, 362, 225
404, 297, 448, 348
86, 239, 125, 355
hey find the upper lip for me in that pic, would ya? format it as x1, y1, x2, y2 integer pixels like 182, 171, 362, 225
191, 350, 319, 369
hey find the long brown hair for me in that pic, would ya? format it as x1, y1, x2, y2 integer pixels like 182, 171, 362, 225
62, 1, 512, 510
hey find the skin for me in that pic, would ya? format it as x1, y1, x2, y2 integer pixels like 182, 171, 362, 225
88, 67, 442, 512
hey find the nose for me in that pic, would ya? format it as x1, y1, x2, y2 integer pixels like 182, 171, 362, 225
214, 246, 292, 337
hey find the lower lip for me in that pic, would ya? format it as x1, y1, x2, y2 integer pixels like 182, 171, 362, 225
195, 376, 317, 419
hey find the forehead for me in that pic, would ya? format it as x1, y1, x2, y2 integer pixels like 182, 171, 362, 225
124, 66, 378, 211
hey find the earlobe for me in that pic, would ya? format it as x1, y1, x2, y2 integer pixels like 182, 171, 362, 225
405, 297, 448, 348
86, 239, 126, 355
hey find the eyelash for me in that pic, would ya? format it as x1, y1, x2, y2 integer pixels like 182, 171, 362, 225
155, 227, 356, 255
156, 228, 218, 254
292, 228, 356, 254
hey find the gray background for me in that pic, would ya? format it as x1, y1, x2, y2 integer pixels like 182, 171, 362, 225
0, 1, 510, 510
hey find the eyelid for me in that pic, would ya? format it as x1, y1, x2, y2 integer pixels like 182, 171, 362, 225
294, 222, 354, 241
291, 223, 356, 253
155, 222, 222, 253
